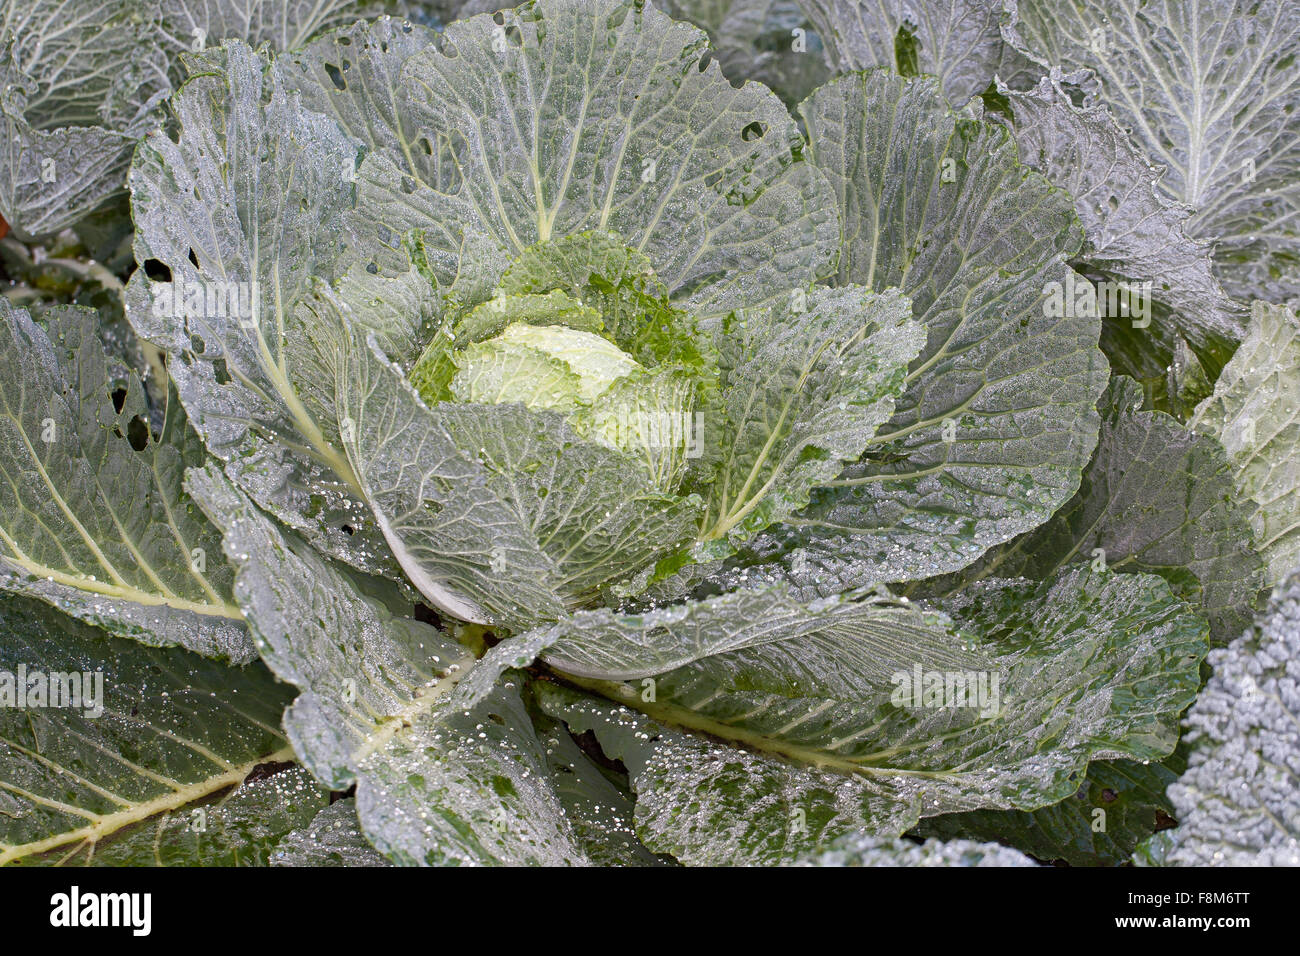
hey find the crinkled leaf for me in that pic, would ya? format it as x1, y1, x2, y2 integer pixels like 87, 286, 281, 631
540, 581, 985, 681
662, 0, 832, 106
1191, 302, 1300, 588
915, 746, 1187, 866
1007, 0, 1300, 303
356, 0, 839, 317
0, 0, 168, 238
283, 17, 441, 178
0, 302, 250, 661
187, 465, 587, 865
1138, 572, 1300, 866
158, 0, 367, 56
0, 60, 137, 241
757, 71, 1105, 585
933, 376, 1263, 642
540, 565, 1205, 864
127, 42, 409, 575
800, 0, 1028, 102
0, 0, 367, 239
995, 71, 1245, 385
0, 595, 293, 866
0, 0, 168, 129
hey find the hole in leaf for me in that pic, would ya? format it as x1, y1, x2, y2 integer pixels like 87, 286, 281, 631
143, 259, 172, 282
126, 414, 150, 451
324, 63, 347, 90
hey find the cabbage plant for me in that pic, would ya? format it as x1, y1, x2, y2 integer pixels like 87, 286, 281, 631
0, 0, 1295, 868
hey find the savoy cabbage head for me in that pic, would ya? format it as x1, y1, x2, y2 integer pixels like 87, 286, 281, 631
0, 0, 1294, 868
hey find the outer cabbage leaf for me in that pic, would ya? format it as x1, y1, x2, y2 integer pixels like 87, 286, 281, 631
661, 0, 832, 106
1191, 302, 1300, 588
157, 0, 368, 55
0, 1, 168, 239
915, 746, 1187, 866
0, 0, 374, 238
800, 0, 1030, 102
21, 766, 329, 867
539, 565, 1205, 864
931, 377, 1263, 642
0, 302, 250, 661
994, 71, 1245, 386
1008, 0, 1300, 302
0, 54, 141, 242
284, 16, 441, 171
1136, 571, 1300, 866
0, 0, 167, 129
127, 42, 413, 576
187, 466, 590, 865
353, 0, 840, 317
759, 71, 1106, 585
0, 595, 293, 866
540, 581, 987, 680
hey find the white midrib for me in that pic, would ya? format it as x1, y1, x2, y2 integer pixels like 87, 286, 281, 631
0, 745, 296, 865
